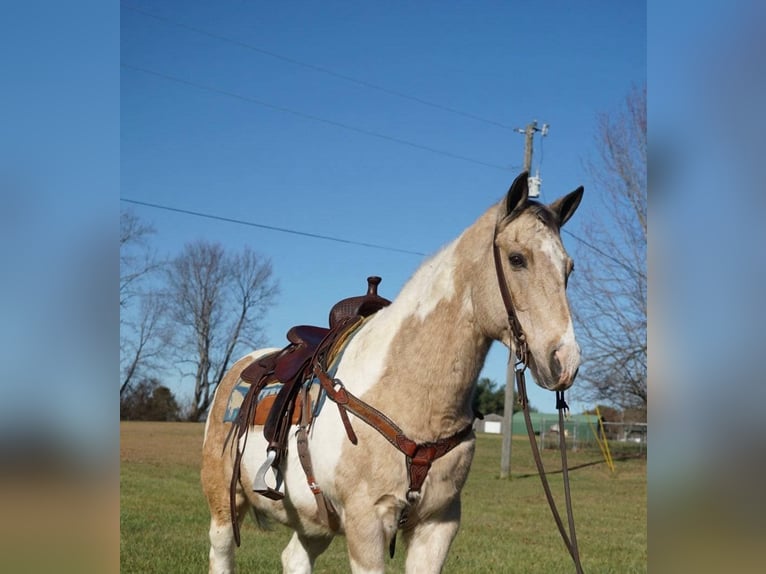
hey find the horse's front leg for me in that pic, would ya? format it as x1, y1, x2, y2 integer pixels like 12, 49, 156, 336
344, 494, 405, 574
281, 531, 334, 574
402, 497, 461, 574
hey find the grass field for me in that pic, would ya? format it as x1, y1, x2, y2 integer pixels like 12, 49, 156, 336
120, 422, 646, 573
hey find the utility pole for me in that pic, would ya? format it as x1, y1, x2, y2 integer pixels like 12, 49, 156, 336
500, 120, 548, 479
522, 120, 537, 172
499, 345, 515, 479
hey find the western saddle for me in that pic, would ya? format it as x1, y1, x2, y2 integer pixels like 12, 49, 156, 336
227, 275, 475, 549
227, 277, 391, 541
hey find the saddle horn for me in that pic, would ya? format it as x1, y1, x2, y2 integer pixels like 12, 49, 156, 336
329, 276, 391, 328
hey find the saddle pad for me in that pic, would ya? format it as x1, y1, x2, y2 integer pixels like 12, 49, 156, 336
224, 378, 327, 425
223, 316, 368, 426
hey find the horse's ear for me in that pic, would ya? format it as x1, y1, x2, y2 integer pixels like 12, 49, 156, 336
505, 171, 529, 218
550, 186, 584, 227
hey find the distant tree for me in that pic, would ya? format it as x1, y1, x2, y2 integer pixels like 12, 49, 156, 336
145, 385, 180, 421
120, 210, 170, 396
472, 377, 522, 417
120, 210, 160, 309
120, 377, 180, 421
583, 405, 621, 423
572, 84, 647, 415
164, 241, 278, 422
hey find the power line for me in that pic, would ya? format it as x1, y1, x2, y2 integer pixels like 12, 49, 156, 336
121, 198, 626, 272
121, 6, 625, 275
122, 63, 514, 172
562, 229, 640, 276
121, 2, 517, 131
120, 197, 426, 257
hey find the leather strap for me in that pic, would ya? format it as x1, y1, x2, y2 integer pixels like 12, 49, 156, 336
313, 362, 473, 500
296, 382, 340, 531
227, 359, 278, 547
493, 225, 584, 573
492, 241, 528, 366
492, 227, 583, 574
516, 369, 584, 573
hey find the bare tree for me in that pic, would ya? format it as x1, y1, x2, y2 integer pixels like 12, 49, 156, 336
120, 210, 161, 309
120, 210, 169, 396
572, 85, 647, 414
120, 292, 170, 396
164, 241, 278, 421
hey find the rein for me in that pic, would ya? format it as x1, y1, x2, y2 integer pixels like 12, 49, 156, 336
493, 240, 585, 574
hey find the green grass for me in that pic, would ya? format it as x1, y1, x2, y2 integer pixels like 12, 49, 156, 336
120, 422, 645, 572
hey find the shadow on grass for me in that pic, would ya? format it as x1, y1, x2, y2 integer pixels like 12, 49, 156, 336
513, 453, 646, 479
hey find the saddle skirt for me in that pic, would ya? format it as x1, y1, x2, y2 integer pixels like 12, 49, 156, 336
224, 316, 366, 429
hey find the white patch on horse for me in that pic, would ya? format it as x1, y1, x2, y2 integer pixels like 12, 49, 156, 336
405, 240, 458, 321
308, 241, 463, 481
537, 230, 581, 384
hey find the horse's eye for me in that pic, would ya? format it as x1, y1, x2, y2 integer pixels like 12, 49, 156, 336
509, 253, 526, 268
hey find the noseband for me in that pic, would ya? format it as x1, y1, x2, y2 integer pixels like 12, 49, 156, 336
492, 228, 585, 574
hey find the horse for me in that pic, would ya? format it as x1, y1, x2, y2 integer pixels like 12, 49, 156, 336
201, 171, 584, 573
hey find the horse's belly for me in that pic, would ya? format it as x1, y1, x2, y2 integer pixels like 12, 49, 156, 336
238, 428, 334, 531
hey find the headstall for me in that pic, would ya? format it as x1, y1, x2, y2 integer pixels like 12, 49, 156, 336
492, 227, 585, 574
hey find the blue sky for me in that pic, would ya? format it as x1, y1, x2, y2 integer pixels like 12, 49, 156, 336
6, 2, 766, 569
121, 1, 646, 414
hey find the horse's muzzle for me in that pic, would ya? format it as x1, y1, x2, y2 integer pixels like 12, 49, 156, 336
549, 343, 580, 389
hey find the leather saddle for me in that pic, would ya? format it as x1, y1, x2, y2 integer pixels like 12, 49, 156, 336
231, 276, 391, 500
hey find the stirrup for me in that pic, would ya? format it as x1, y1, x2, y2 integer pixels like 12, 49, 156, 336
252, 450, 285, 500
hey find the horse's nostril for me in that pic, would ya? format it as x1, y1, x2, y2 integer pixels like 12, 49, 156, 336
550, 350, 562, 380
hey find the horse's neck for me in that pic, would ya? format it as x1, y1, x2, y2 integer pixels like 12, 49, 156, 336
353, 211, 497, 440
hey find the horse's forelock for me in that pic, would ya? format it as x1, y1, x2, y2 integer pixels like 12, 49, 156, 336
527, 202, 560, 232
498, 200, 560, 233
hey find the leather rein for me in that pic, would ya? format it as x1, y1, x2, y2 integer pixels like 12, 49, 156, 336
288, 228, 584, 568
493, 238, 585, 574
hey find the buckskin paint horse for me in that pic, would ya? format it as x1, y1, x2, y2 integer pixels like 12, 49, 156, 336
202, 172, 584, 573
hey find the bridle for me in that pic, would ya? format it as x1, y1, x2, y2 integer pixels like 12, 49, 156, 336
492, 231, 585, 574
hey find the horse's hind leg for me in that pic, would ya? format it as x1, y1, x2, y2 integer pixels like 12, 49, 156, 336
205, 485, 249, 574
202, 429, 249, 574
281, 531, 333, 574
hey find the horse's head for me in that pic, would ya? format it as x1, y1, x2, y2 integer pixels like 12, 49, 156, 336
491, 172, 583, 391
